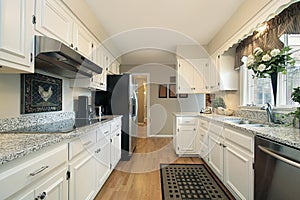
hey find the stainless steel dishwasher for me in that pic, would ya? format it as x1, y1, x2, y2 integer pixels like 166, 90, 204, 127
254, 136, 300, 200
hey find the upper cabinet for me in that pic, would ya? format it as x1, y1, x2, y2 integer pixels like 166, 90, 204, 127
73, 21, 94, 60
35, 0, 120, 90
217, 47, 238, 91
35, 0, 94, 59
177, 59, 208, 94
0, 0, 34, 73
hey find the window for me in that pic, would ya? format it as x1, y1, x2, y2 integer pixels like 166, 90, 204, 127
241, 34, 300, 107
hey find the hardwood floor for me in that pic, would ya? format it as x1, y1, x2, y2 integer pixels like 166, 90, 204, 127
95, 137, 203, 200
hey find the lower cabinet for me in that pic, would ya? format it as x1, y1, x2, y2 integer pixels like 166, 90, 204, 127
208, 132, 224, 181
223, 128, 254, 200
206, 125, 254, 200
173, 116, 200, 155
69, 151, 97, 200
0, 118, 123, 200
35, 166, 68, 200
94, 134, 111, 189
0, 144, 68, 200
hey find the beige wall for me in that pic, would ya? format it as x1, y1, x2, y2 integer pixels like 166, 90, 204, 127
120, 64, 205, 135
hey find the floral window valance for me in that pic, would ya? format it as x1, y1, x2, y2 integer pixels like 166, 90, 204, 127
235, 1, 300, 68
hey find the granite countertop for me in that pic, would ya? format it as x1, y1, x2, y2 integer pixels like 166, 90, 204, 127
0, 115, 122, 165
173, 112, 300, 150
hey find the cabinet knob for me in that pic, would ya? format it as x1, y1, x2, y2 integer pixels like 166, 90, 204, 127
36, 192, 47, 200
193, 128, 196, 131
70, 43, 74, 48
75, 47, 78, 51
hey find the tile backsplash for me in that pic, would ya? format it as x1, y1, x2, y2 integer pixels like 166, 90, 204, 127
0, 112, 75, 132
234, 108, 294, 125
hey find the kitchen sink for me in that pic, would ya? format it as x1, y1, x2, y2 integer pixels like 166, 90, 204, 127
224, 119, 269, 127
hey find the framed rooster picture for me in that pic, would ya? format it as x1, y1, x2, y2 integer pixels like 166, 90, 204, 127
21, 73, 62, 114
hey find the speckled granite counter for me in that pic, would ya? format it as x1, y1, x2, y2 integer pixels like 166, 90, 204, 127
0, 115, 121, 165
173, 112, 300, 150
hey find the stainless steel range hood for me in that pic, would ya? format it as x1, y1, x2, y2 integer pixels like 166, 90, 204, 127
35, 35, 102, 79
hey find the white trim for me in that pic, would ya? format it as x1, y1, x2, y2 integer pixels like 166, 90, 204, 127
149, 134, 173, 138
131, 73, 151, 138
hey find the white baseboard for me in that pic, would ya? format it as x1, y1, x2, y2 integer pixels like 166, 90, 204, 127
148, 134, 173, 138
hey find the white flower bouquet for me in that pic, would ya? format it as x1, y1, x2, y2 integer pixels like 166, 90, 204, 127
246, 46, 295, 78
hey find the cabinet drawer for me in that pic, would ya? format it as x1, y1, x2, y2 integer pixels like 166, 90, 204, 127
199, 119, 209, 129
209, 122, 223, 134
0, 144, 67, 200
177, 117, 198, 125
111, 119, 121, 133
97, 123, 111, 141
69, 130, 97, 160
224, 128, 254, 153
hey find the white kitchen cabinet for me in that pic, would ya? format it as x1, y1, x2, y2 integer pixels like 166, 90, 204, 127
95, 123, 111, 189
198, 119, 209, 161
34, 166, 68, 200
68, 129, 97, 200
69, 151, 97, 200
0, 144, 68, 200
35, 0, 95, 62
110, 118, 122, 168
208, 130, 224, 181
177, 59, 208, 94
35, 0, 74, 47
107, 60, 120, 75
217, 47, 238, 90
204, 61, 220, 92
223, 128, 254, 200
174, 116, 200, 155
73, 21, 94, 60
0, 0, 34, 73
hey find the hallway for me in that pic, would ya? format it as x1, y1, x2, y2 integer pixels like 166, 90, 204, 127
95, 137, 203, 200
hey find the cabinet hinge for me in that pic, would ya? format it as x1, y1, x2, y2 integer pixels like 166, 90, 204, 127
32, 15, 36, 24
110, 138, 112, 143
177, 128, 179, 132
66, 171, 71, 180
92, 43, 94, 48
252, 163, 255, 170
110, 164, 112, 169
30, 53, 33, 62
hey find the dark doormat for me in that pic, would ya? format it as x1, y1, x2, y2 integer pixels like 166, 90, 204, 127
160, 164, 231, 200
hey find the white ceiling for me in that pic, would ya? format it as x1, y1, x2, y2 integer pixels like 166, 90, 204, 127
86, 0, 246, 65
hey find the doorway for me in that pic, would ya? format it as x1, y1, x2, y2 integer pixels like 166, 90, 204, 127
132, 73, 150, 138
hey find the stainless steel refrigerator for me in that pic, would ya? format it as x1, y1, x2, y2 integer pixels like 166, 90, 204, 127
94, 74, 138, 160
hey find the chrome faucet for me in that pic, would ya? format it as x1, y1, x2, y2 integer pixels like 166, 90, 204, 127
261, 103, 277, 124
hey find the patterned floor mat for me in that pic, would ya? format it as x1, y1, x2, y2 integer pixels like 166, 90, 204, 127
160, 164, 231, 200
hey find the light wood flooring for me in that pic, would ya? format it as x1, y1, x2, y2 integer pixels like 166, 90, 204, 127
94, 137, 210, 200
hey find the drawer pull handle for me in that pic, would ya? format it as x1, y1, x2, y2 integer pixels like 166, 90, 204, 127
104, 131, 109, 134
30, 166, 49, 176
95, 148, 101, 154
83, 141, 92, 146
116, 133, 120, 136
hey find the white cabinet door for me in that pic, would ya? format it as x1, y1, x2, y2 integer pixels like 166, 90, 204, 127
110, 131, 121, 169
177, 59, 194, 93
0, 0, 34, 73
224, 142, 253, 200
35, 0, 74, 47
73, 22, 94, 60
34, 167, 68, 200
94, 136, 111, 189
202, 60, 219, 92
69, 152, 96, 200
208, 133, 223, 181
177, 126, 197, 154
